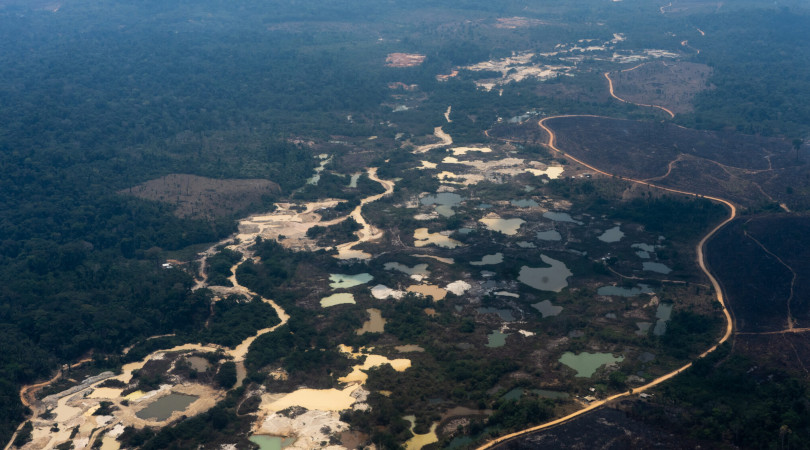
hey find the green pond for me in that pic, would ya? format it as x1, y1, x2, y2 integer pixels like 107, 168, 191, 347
249, 435, 296, 450
636, 322, 652, 336
486, 330, 509, 348
511, 199, 539, 207
532, 300, 563, 317
543, 211, 583, 225
653, 303, 673, 336
329, 273, 373, 289
597, 284, 653, 297
598, 225, 624, 243
518, 255, 573, 292
632, 243, 656, 252
135, 393, 198, 421
558, 352, 624, 377
321, 293, 356, 307
536, 230, 562, 241
643, 262, 672, 274
421, 193, 463, 217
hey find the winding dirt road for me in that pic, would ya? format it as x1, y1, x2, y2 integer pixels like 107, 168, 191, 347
477, 116, 736, 449
604, 70, 676, 118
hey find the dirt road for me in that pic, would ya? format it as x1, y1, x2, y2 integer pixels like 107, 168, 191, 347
477, 116, 736, 449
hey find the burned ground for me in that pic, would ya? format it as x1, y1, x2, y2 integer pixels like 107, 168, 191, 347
543, 116, 807, 209
609, 61, 712, 115
123, 174, 280, 220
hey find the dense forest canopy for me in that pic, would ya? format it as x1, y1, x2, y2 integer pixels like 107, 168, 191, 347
1, 0, 809, 447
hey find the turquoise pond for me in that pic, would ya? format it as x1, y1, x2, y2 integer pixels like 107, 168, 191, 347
559, 352, 624, 377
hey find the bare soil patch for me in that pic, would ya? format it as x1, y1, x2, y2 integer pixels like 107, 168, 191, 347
494, 17, 547, 29
123, 174, 280, 220
386, 53, 426, 67
608, 61, 712, 114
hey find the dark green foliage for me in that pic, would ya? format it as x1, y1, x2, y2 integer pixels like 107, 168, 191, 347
12, 421, 32, 447
680, 10, 810, 138
307, 217, 362, 246
488, 398, 553, 430
641, 348, 810, 449
607, 196, 727, 240
215, 362, 237, 389
196, 295, 280, 348
204, 248, 242, 287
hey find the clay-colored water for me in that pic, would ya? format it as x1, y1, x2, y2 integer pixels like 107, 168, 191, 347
413, 228, 463, 249
479, 217, 525, 235
357, 309, 386, 335
406, 284, 448, 300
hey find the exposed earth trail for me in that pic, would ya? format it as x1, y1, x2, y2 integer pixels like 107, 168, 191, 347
478, 115, 736, 449
604, 71, 676, 118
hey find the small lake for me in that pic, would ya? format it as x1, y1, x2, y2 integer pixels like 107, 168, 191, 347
643, 262, 672, 274
404, 415, 438, 450
517, 241, 536, 248
502, 388, 524, 401
370, 284, 405, 300
543, 211, 583, 225
249, 435, 296, 450
518, 255, 573, 292
421, 193, 463, 217
185, 356, 210, 372
632, 243, 656, 252
635, 250, 651, 259
329, 273, 373, 289
357, 308, 386, 334
598, 225, 624, 243
536, 230, 562, 241
480, 217, 525, 235
636, 322, 652, 335
558, 352, 624, 377
597, 284, 653, 297
477, 307, 515, 322
135, 393, 198, 421
471, 253, 503, 266
653, 302, 674, 336
321, 293, 356, 308
414, 228, 463, 249
532, 300, 563, 317
406, 284, 447, 300
384, 262, 431, 277
511, 199, 539, 208
486, 330, 509, 348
